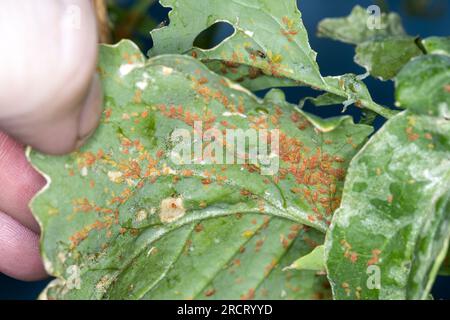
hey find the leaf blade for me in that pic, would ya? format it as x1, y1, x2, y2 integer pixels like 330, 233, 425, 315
395, 54, 450, 117
325, 111, 450, 300
30, 40, 371, 299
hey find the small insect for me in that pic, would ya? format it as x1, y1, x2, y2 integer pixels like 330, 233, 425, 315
245, 47, 267, 59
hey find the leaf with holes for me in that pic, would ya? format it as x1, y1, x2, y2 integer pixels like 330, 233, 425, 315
29, 40, 371, 299
149, 0, 396, 119
325, 111, 450, 300
150, 0, 323, 90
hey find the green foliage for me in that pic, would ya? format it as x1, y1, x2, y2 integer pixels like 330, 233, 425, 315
149, 0, 396, 119
324, 7, 450, 298
355, 37, 423, 80
319, 7, 450, 83
29, 40, 370, 299
150, 0, 323, 90
317, 5, 406, 45
325, 111, 450, 299
395, 54, 450, 117
422, 37, 450, 56
285, 245, 325, 272
29, 2, 450, 300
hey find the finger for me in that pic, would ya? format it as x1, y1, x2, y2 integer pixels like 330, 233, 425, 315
0, 132, 45, 233
0, 0, 102, 155
2, 74, 103, 155
0, 211, 47, 281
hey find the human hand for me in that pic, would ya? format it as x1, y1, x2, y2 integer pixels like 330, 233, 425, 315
0, 0, 102, 281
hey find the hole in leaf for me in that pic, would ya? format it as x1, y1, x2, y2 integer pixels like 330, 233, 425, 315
193, 21, 235, 49
149, 1, 172, 33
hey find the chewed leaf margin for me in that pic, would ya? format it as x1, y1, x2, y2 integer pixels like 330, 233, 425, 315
149, 0, 396, 119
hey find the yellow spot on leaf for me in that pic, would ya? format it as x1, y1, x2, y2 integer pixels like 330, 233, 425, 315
242, 230, 254, 238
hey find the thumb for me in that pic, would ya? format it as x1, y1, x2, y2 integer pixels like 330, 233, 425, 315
0, 0, 102, 155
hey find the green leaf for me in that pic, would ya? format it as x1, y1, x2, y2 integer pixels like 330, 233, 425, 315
29, 40, 370, 299
422, 36, 450, 56
285, 245, 325, 272
299, 93, 346, 109
202, 61, 297, 92
322, 74, 378, 109
149, 0, 396, 119
325, 111, 450, 300
291, 82, 382, 125
150, 0, 324, 89
318, 6, 425, 81
317, 5, 405, 45
395, 54, 450, 117
355, 36, 423, 80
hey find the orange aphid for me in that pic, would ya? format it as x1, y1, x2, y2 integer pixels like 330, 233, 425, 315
241, 288, 255, 300
367, 249, 382, 266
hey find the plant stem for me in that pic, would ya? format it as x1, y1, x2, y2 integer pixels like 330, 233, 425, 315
359, 99, 399, 119
94, 0, 112, 43
323, 80, 399, 119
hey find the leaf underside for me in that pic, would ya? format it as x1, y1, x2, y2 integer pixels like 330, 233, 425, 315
29, 40, 371, 300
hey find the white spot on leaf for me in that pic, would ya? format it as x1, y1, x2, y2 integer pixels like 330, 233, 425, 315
244, 30, 254, 37
161, 66, 174, 76
119, 63, 144, 77
65, 265, 81, 290
136, 80, 148, 90
108, 171, 123, 183
160, 197, 185, 223
135, 209, 148, 223
80, 167, 88, 177
222, 111, 247, 118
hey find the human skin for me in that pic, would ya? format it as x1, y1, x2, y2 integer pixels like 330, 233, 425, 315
0, 0, 101, 281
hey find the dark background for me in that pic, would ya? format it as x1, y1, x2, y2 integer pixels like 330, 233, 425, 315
1, 0, 449, 299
